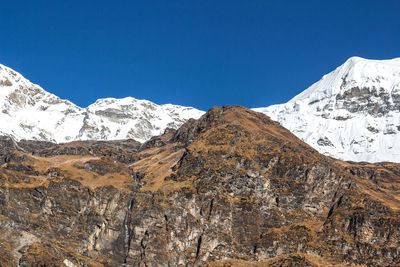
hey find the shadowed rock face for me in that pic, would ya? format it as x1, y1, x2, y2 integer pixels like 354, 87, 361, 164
0, 106, 399, 266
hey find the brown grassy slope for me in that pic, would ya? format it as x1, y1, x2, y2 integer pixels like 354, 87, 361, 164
0, 105, 399, 266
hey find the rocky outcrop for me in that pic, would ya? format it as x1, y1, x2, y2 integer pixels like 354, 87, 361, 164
0, 106, 399, 266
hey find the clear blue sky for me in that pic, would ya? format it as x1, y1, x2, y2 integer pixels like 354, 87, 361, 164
1, 1, 399, 110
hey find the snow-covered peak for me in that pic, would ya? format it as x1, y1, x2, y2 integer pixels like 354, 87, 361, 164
0, 63, 204, 143
0, 63, 38, 92
289, 56, 400, 104
255, 56, 400, 163
0, 64, 77, 108
0, 64, 85, 142
79, 96, 204, 143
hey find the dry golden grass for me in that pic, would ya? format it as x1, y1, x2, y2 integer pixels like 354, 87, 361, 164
0, 154, 133, 191
20, 241, 106, 267
0, 106, 399, 266
335, 161, 400, 212
203, 253, 366, 267
131, 145, 190, 193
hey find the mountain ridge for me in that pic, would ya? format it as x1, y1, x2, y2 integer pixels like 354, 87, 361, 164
0, 63, 204, 143
2, 56, 400, 163
0, 105, 399, 265
255, 56, 400, 163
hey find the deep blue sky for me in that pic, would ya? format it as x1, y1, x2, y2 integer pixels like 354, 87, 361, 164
1, 1, 399, 110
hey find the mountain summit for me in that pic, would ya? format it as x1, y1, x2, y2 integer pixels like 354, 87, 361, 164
255, 57, 400, 163
2, 57, 400, 163
0, 64, 204, 143
1, 105, 399, 265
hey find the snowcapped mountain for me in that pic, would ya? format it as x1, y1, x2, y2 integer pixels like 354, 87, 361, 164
3, 57, 400, 163
255, 56, 400, 163
77, 98, 204, 143
0, 63, 204, 143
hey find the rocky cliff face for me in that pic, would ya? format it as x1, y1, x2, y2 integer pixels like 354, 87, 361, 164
255, 57, 400, 163
0, 106, 399, 266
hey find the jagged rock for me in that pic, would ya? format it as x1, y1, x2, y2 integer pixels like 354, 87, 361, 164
0, 106, 399, 266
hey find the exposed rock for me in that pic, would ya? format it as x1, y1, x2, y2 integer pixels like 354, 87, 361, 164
0, 106, 399, 266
